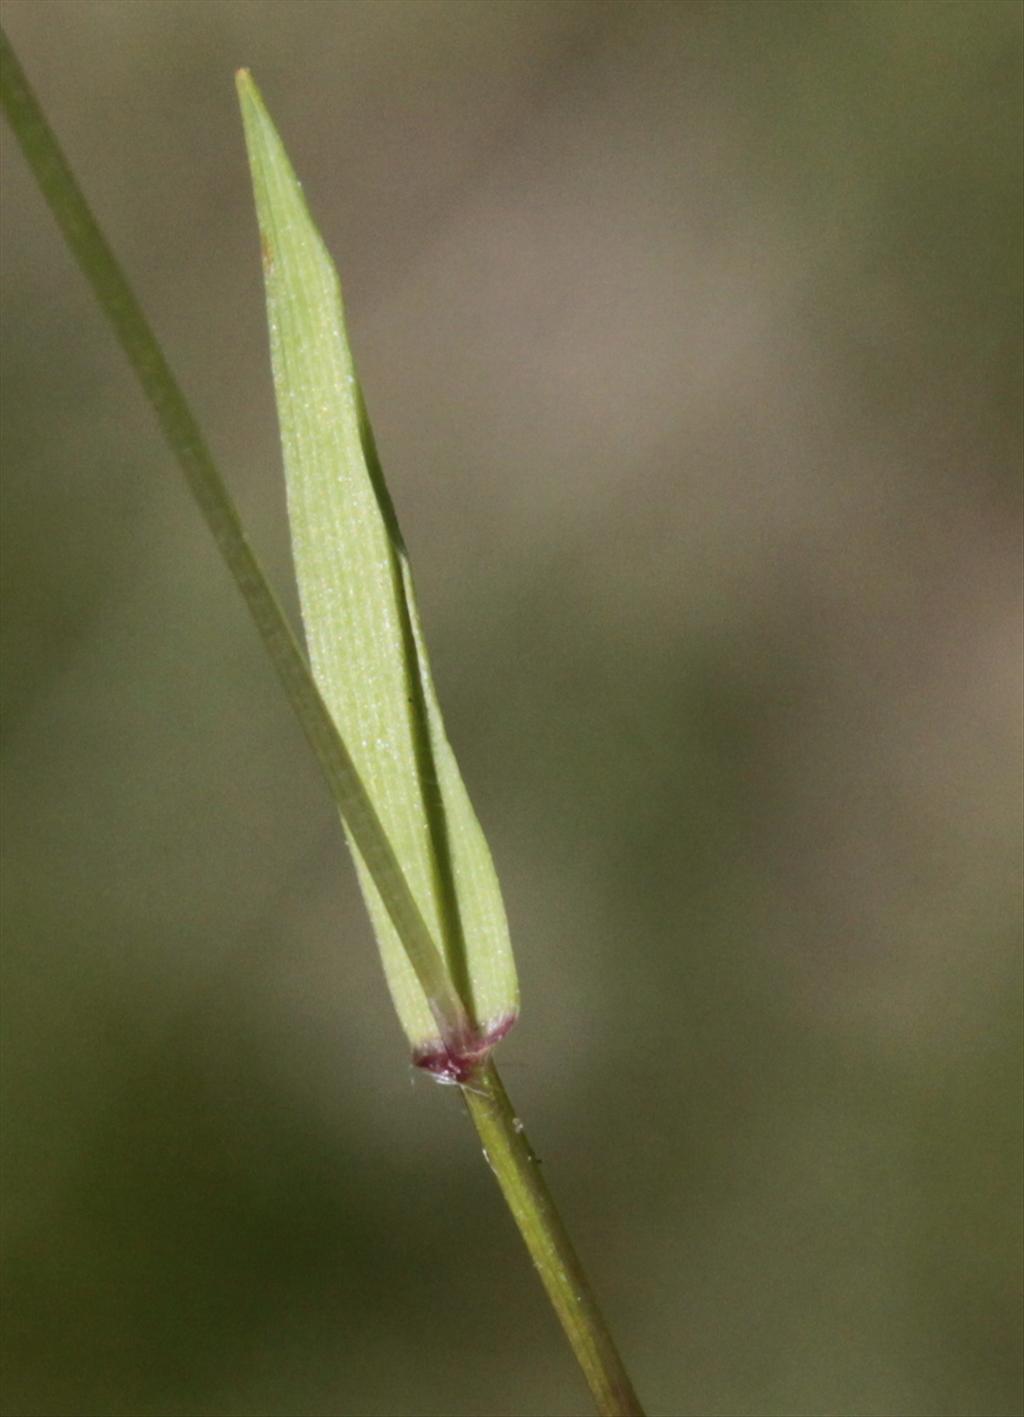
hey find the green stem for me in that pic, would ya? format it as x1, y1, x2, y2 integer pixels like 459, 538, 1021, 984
465, 1062, 645, 1417
0, 28, 645, 1417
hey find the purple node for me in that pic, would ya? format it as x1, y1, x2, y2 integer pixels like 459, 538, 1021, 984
412, 1012, 517, 1087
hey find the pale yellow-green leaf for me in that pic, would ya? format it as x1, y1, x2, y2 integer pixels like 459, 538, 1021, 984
237, 72, 518, 1065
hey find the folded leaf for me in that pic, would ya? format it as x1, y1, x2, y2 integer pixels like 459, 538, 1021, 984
237, 72, 518, 1075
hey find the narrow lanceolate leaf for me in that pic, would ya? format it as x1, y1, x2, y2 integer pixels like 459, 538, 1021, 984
237, 72, 518, 1078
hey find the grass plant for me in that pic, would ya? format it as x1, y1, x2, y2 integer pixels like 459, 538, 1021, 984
1, 30, 644, 1417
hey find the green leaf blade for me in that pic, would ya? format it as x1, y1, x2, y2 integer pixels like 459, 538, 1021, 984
237, 71, 518, 1064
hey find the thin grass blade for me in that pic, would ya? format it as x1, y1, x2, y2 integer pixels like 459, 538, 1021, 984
237, 72, 518, 1073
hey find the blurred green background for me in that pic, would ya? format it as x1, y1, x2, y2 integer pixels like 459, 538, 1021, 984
2, 3, 1021, 1415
